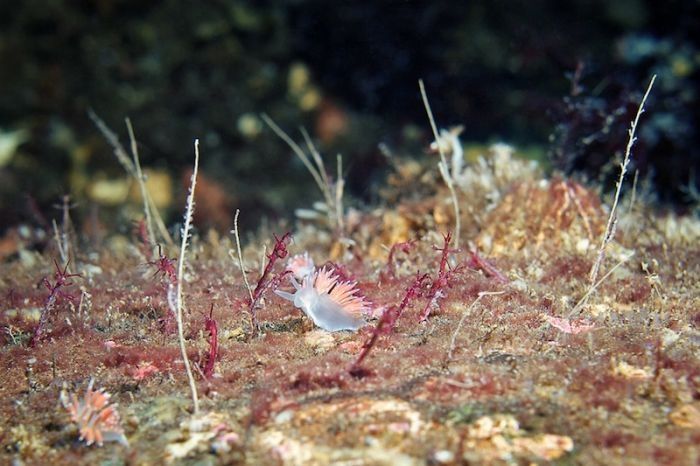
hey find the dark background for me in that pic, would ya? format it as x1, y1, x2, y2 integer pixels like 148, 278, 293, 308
0, 0, 697, 236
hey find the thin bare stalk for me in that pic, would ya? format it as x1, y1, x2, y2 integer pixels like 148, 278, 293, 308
49, 194, 76, 267
58, 195, 76, 265
628, 169, 639, 211
125, 118, 157, 254
301, 128, 346, 234
261, 113, 345, 234
301, 127, 332, 193
174, 139, 201, 414
147, 194, 175, 247
77, 290, 87, 319
87, 109, 134, 173
259, 245, 267, 275
419, 79, 461, 249
447, 291, 505, 361
88, 110, 174, 247
232, 209, 254, 303
52, 219, 67, 265
589, 75, 656, 284
570, 252, 634, 317
335, 154, 345, 233
261, 114, 328, 202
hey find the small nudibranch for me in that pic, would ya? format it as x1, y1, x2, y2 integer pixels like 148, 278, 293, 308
275, 267, 367, 331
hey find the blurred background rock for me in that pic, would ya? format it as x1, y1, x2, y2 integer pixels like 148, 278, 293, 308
0, 0, 697, 239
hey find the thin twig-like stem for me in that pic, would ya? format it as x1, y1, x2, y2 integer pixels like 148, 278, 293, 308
419, 79, 461, 249
335, 153, 345, 234
52, 219, 67, 265
126, 118, 156, 254
628, 170, 639, 212
232, 209, 254, 303
262, 113, 345, 234
175, 139, 201, 414
261, 114, 327, 202
301, 126, 332, 196
88, 110, 174, 246
448, 291, 505, 362
87, 109, 135, 173
589, 75, 656, 284
147, 194, 175, 247
570, 253, 634, 318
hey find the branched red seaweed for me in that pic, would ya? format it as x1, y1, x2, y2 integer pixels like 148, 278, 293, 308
350, 272, 429, 376
419, 232, 461, 322
248, 232, 293, 335
31, 259, 81, 346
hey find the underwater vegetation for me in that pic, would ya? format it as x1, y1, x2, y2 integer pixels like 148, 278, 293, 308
549, 37, 699, 207
0, 73, 699, 464
1, 2, 699, 463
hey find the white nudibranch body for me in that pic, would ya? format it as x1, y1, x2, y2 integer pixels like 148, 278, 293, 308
275, 267, 367, 332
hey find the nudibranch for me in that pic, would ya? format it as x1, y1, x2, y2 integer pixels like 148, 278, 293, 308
275, 266, 367, 331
